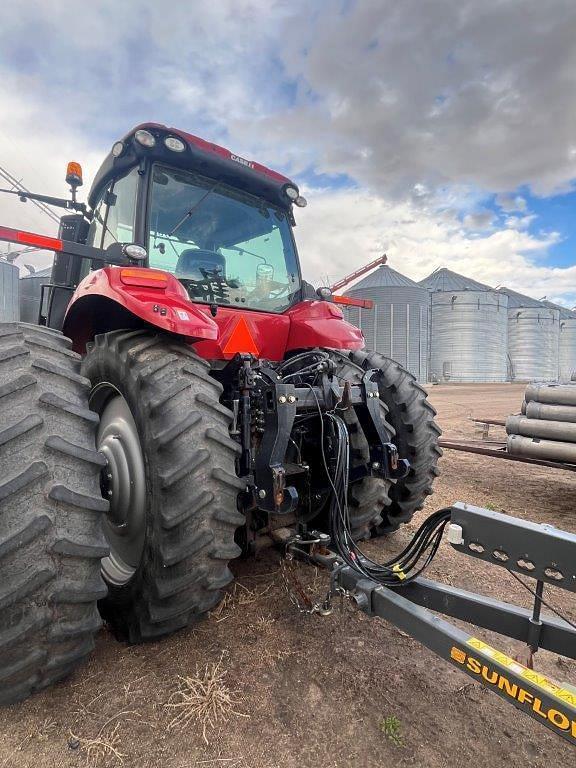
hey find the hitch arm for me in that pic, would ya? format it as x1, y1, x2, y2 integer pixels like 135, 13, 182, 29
361, 369, 409, 480
252, 371, 299, 514
338, 566, 576, 747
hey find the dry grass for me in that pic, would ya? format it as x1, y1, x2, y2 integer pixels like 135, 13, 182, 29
34, 718, 58, 742
165, 655, 248, 743
69, 722, 125, 766
210, 582, 274, 622
258, 647, 294, 664
253, 613, 275, 631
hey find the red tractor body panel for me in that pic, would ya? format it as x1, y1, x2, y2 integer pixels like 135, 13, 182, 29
194, 300, 364, 361
64, 268, 365, 360
193, 307, 291, 360
285, 300, 364, 354
63, 267, 219, 351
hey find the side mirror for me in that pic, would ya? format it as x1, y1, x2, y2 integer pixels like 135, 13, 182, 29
316, 287, 332, 301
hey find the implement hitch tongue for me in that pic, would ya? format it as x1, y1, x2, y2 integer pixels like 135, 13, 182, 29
285, 502, 576, 747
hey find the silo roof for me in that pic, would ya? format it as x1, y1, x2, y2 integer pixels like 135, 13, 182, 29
21, 266, 52, 279
347, 264, 423, 292
418, 267, 492, 292
497, 286, 547, 309
542, 299, 576, 319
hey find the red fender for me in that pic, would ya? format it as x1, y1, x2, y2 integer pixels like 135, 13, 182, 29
285, 300, 364, 352
63, 267, 218, 352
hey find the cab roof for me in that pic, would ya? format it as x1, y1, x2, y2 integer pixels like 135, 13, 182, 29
89, 123, 297, 212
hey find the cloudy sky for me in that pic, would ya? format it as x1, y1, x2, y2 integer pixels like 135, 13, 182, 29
0, 0, 575, 305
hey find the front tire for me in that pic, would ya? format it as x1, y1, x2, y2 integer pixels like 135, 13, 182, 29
82, 330, 244, 643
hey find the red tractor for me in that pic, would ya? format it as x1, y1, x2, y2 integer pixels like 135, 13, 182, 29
0, 124, 440, 703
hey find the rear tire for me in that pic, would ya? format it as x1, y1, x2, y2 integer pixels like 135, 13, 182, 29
81, 330, 243, 643
0, 323, 107, 705
350, 350, 442, 533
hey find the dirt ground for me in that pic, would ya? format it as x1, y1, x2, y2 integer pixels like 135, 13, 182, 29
1, 382, 575, 767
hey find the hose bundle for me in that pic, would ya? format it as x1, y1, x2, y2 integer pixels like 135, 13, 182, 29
313, 398, 450, 586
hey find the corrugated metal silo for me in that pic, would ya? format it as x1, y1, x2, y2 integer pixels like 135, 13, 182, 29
0, 260, 19, 321
419, 268, 508, 382
19, 267, 52, 324
543, 300, 576, 382
343, 264, 429, 381
499, 288, 559, 382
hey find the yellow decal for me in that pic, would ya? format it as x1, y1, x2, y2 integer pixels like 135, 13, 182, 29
556, 689, 576, 707
448, 640, 576, 742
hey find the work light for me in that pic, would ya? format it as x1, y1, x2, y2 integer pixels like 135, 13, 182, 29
284, 185, 299, 200
135, 129, 156, 148
164, 136, 186, 152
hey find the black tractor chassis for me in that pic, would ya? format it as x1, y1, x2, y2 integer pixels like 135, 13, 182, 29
228, 354, 408, 516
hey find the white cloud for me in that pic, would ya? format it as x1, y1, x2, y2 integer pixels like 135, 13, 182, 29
295, 187, 575, 306
0, 75, 103, 271
0, 0, 574, 305
251, 0, 576, 197
496, 194, 528, 212
462, 210, 495, 230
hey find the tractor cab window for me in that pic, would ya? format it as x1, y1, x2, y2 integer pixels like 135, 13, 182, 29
148, 164, 300, 313
87, 167, 139, 249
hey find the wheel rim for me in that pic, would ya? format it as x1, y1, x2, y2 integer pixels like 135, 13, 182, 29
92, 384, 147, 586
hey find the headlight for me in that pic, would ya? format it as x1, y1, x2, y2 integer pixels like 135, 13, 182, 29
123, 244, 148, 261
164, 136, 186, 152
134, 129, 156, 148
284, 185, 299, 201
112, 141, 124, 157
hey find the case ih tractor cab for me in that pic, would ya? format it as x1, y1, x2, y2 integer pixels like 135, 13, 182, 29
1, 124, 575, 747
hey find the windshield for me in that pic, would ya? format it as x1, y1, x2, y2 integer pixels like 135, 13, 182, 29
148, 164, 301, 312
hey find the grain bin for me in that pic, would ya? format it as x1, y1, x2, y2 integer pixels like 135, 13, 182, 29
0, 259, 19, 321
543, 300, 576, 383
419, 268, 508, 383
343, 264, 429, 381
19, 266, 52, 324
499, 288, 559, 382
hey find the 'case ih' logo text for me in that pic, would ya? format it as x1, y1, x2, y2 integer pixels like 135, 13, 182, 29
230, 153, 254, 169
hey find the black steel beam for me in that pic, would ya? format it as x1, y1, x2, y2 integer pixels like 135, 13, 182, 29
338, 567, 576, 747
449, 502, 576, 592
399, 577, 576, 657
439, 439, 576, 472
293, 385, 364, 410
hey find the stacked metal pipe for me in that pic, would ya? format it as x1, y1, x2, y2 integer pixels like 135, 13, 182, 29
507, 383, 576, 463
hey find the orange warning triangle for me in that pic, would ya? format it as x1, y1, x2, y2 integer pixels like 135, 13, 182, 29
222, 316, 260, 355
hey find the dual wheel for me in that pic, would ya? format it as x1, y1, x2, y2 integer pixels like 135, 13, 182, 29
0, 325, 439, 705
0, 325, 242, 704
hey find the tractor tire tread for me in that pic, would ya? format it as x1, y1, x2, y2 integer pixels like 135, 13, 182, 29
81, 330, 242, 643
349, 350, 441, 533
0, 323, 106, 706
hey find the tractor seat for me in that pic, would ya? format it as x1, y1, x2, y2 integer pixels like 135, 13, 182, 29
175, 249, 226, 281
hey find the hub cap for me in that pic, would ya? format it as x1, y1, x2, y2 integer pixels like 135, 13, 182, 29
93, 386, 146, 586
